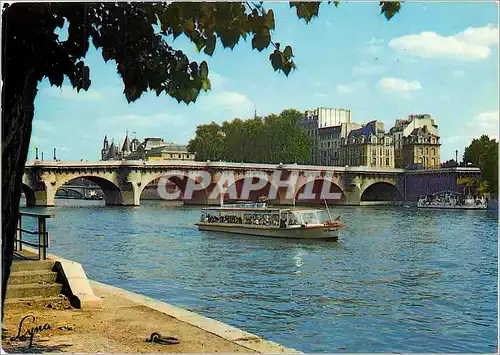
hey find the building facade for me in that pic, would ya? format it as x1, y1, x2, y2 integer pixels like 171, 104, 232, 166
317, 123, 361, 166
298, 108, 353, 164
390, 114, 440, 168
101, 134, 194, 161
337, 121, 395, 168
299, 111, 440, 168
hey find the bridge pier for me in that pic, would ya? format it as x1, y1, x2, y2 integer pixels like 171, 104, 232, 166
120, 182, 141, 206
28, 190, 55, 207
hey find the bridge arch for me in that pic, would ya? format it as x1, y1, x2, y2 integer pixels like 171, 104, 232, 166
56, 187, 85, 199
360, 181, 403, 202
139, 171, 209, 205
293, 178, 345, 205
223, 176, 281, 204
52, 175, 123, 206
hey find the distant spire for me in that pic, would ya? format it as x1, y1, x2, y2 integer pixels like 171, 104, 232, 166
254, 104, 257, 119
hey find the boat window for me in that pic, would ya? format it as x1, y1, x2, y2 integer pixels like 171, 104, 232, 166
290, 211, 321, 225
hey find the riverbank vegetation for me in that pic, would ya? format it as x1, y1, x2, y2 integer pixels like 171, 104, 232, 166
461, 135, 498, 195
187, 109, 311, 164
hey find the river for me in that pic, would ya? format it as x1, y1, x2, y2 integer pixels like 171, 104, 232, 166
19, 199, 498, 353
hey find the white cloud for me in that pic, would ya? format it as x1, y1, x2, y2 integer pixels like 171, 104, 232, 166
40, 85, 103, 100
352, 62, 385, 77
388, 24, 499, 61
208, 70, 229, 90
337, 84, 356, 95
452, 70, 465, 78
202, 91, 254, 117
378, 77, 422, 92
105, 112, 186, 129
365, 38, 384, 55
368, 37, 384, 45
464, 110, 499, 140
474, 110, 499, 130
455, 25, 499, 47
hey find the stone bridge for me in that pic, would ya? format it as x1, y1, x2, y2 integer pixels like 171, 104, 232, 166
21, 160, 481, 207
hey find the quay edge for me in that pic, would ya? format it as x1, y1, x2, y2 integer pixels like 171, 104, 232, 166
9, 246, 302, 354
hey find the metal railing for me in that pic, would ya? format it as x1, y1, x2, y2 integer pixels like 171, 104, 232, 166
14, 212, 52, 260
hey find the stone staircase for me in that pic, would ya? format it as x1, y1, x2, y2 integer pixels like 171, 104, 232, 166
5, 259, 64, 304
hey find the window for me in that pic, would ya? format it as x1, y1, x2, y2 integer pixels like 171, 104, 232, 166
372, 158, 377, 166
178, 154, 181, 158
386, 158, 389, 166
426, 148, 429, 154
419, 147, 423, 155
432, 158, 435, 166
432, 148, 435, 155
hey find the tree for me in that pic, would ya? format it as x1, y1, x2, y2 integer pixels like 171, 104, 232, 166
1, 1, 401, 315
187, 122, 226, 161
462, 135, 498, 195
187, 109, 311, 163
457, 176, 476, 195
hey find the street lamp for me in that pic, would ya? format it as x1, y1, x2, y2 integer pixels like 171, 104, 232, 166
455, 149, 458, 166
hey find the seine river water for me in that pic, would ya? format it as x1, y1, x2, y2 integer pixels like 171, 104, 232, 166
20, 199, 498, 353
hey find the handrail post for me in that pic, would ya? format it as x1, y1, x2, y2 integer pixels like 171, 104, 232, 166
38, 216, 47, 260
17, 215, 22, 251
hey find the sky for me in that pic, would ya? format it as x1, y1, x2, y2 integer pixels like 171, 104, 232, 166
29, 1, 499, 163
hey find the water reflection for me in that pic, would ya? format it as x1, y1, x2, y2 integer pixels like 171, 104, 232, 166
20, 200, 498, 353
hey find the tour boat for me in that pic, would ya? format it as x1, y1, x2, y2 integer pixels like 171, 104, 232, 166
417, 191, 488, 210
195, 202, 344, 240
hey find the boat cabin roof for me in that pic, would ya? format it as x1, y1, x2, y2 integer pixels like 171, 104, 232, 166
201, 207, 324, 213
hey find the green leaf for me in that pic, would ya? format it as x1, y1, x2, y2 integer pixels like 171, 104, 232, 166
290, 2, 321, 23
201, 78, 211, 91
283, 45, 293, 58
380, 1, 401, 20
48, 71, 64, 87
265, 9, 275, 30
189, 62, 198, 74
200, 61, 209, 79
251, 30, 271, 51
204, 34, 216, 56
269, 50, 283, 71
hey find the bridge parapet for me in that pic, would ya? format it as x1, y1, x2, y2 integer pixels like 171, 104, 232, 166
22, 161, 482, 207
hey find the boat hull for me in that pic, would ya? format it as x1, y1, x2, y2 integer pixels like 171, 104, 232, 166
417, 204, 487, 210
196, 223, 340, 240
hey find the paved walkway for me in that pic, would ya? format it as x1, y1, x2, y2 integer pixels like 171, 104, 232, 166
2, 279, 299, 353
